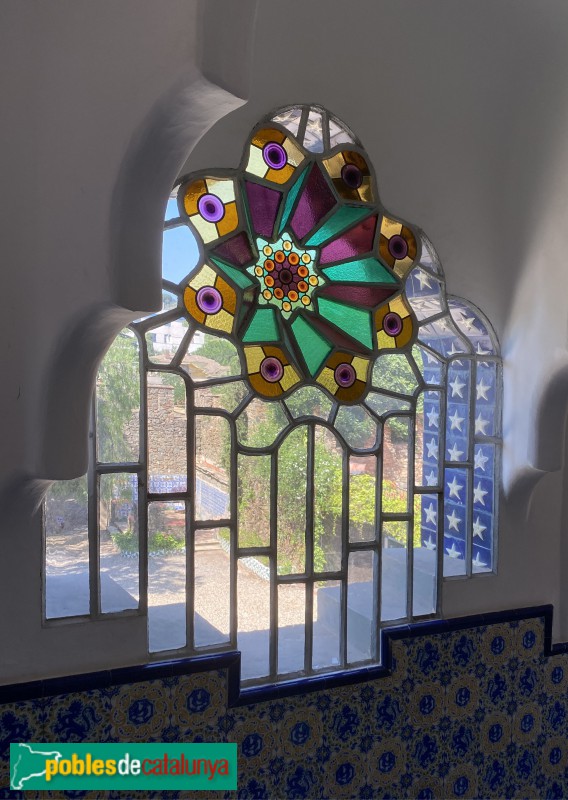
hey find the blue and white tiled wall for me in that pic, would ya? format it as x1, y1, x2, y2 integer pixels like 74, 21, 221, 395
1, 608, 568, 799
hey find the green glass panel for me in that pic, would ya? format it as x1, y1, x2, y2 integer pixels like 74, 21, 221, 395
305, 207, 371, 246
210, 257, 254, 289
242, 308, 280, 343
322, 258, 397, 285
317, 297, 373, 350
279, 168, 309, 234
291, 315, 333, 376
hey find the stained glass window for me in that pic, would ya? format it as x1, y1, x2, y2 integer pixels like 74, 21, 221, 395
44, 105, 501, 686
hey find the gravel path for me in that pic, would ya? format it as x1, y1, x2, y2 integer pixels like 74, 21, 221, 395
46, 527, 307, 632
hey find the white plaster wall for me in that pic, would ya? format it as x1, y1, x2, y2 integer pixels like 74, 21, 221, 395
2, 0, 568, 682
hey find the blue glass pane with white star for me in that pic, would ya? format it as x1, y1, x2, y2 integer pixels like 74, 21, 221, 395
475, 361, 498, 438
421, 390, 441, 488
444, 467, 469, 574
446, 360, 471, 463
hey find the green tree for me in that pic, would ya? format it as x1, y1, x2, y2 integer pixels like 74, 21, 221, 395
97, 330, 140, 463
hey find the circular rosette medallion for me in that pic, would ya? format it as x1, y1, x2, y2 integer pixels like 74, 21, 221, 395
315, 351, 371, 403
379, 215, 418, 278
244, 344, 301, 398
174, 104, 424, 404
376, 295, 415, 350
183, 263, 255, 336
322, 149, 375, 203
182, 177, 240, 243
244, 127, 305, 185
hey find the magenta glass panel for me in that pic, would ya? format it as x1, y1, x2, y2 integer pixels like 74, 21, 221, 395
319, 215, 377, 265
245, 181, 282, 238
211, 231, 253, 266
318, 284, 398, 308
290, 164, 336, 240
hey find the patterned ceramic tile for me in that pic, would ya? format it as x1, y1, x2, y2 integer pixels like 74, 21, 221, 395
4, 613, 568, 797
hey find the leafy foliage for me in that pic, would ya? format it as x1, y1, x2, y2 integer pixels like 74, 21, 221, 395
97, 331, 140, 463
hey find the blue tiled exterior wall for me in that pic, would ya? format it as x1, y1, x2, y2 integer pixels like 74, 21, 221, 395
1, 607, 567, 799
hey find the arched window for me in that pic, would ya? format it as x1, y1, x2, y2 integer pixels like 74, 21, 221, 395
44, 105, 501, 686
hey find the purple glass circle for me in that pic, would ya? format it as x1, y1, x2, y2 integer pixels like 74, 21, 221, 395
383, 312, 403, 337
197, 193, 225, 223
279, 268, 293, 285
263, 142, 287, 170
388, 234, 408, 260
196, 285, 223, 315
335, 362, 356, 388
341, 163, 363, 189
260, 356, 284, 383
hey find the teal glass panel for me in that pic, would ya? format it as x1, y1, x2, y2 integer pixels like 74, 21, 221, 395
291, 316, 333, 376
317, 297, 373, 350
242, 308, 280, 343
279, 168, 309, 233
305, 206, 372, 246
322, 258, 398, 285
210, 257, 255, 289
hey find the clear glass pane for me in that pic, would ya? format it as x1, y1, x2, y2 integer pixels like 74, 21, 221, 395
271, 106, 303, 137
132, 289, 179, 325
418, 233, 443, 275
349, 455, 376, 543
335, 404, 378, 451
44, 475, 89, 618
194, 380, 249, 413
146, 316, 189, 365
148, 502, 187, 652
162, 223, 200, 284
147, 371, 187, 493
304, 109, 324, 152
365, 392, 411, 416
285, 385, 333, 420
328, 116, 355, 147
348, 551, 375, 662
381, 521, 408, 622
414, 493, 438, 616
96, 330, 140, 464
313, 580, 341, 670
373, 353, 418, 396
383, 417, 411, 513
313, 426, 342, 572
194, 528, 231, 647
278, 583, 306, 675
277, 427, 307, 575
236, 398, 288, 448
195, 415, 230, 521
182, 332, 241, 382
238, 559, 270, 680
99, 473, 139, 612
238, 454, 271, 548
